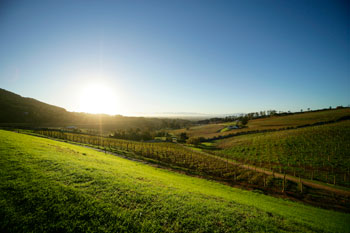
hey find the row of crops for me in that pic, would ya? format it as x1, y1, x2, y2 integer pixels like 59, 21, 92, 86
35, 130, 276, 188
215, 121, 350, 187
31, 128, 350, 209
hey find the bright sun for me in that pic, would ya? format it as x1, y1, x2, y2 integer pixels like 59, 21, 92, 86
78, 83, 119, 115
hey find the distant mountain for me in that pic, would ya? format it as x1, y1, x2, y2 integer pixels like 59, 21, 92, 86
128, 112, 244, 120
0, 88, 192, 130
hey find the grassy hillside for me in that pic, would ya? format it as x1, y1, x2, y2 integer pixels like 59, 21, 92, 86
214, 121, 350, 187
1, 130, 349, 232
0, 88, 191, 132
31, 128, 350, 210
173, 108, 350, 139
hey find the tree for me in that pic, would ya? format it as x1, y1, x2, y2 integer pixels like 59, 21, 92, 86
178, 132, 189, 143
187, 137, 201, 146
240, 116, 249, 126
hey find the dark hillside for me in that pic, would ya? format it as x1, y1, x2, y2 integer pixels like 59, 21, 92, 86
0, 89, 192, 131
0, 88, 71, 125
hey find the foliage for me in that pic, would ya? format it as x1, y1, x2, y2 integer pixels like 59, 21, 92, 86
178, 132, 188, 143
110, 128, 153, 141
187, 137, 202, 145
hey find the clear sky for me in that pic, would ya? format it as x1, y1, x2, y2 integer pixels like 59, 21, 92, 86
0, 0, 349, 116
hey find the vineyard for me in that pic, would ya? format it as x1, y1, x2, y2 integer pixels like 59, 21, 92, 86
172, 108, 350, 140
2, 130, 349, 232
214, 120, 350, 187
34, 129, 264, 186
32, 128, 350, 210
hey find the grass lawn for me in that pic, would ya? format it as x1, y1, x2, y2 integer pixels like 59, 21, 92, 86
0, 130, 349, 232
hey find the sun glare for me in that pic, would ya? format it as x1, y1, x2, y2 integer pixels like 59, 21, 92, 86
78, 83, 119, 115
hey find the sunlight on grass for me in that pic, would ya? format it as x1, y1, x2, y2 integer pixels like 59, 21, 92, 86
0, 130, 349, 232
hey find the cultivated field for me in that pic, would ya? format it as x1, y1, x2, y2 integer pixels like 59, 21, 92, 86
173, 108, 350, 139
31, 126, 350, 210
214, 121, 350, 187
1, 130, 350, 232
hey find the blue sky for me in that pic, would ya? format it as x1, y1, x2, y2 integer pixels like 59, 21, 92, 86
0, 0, 349, 115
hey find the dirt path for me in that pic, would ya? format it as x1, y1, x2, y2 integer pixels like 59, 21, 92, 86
241, 163, 350, 196
181, 144, 350, 197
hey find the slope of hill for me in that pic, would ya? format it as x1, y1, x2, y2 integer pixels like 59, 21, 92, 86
0, 88, 71, 124
0, 88, 191, 131
172, 108, 350, 139
214, 120, 350, 187
1, 130, 349, 232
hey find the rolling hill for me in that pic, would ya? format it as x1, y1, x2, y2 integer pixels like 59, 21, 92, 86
0, 88, 191, 131
0, 88, 71, 124
1, 130, 349, 232
214, 120, 350, 187
172, 108, 350, 140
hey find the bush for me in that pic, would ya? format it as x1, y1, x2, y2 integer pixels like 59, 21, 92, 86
187, 137, 201, 145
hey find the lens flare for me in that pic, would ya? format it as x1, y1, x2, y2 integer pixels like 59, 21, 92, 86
78, 82, 119, 115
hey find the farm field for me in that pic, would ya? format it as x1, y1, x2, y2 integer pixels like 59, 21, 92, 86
172, 108, 350, 140
2, 1, 350, 232
214, 120, 350, 187
33, 129, 269, 190
32, 127, 350, 210
1, 130, 350, 232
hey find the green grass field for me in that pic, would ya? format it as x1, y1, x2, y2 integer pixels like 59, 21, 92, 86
1, 130, 350, 232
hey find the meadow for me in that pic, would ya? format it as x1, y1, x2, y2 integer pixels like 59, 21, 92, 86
1, 130, 350, 232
